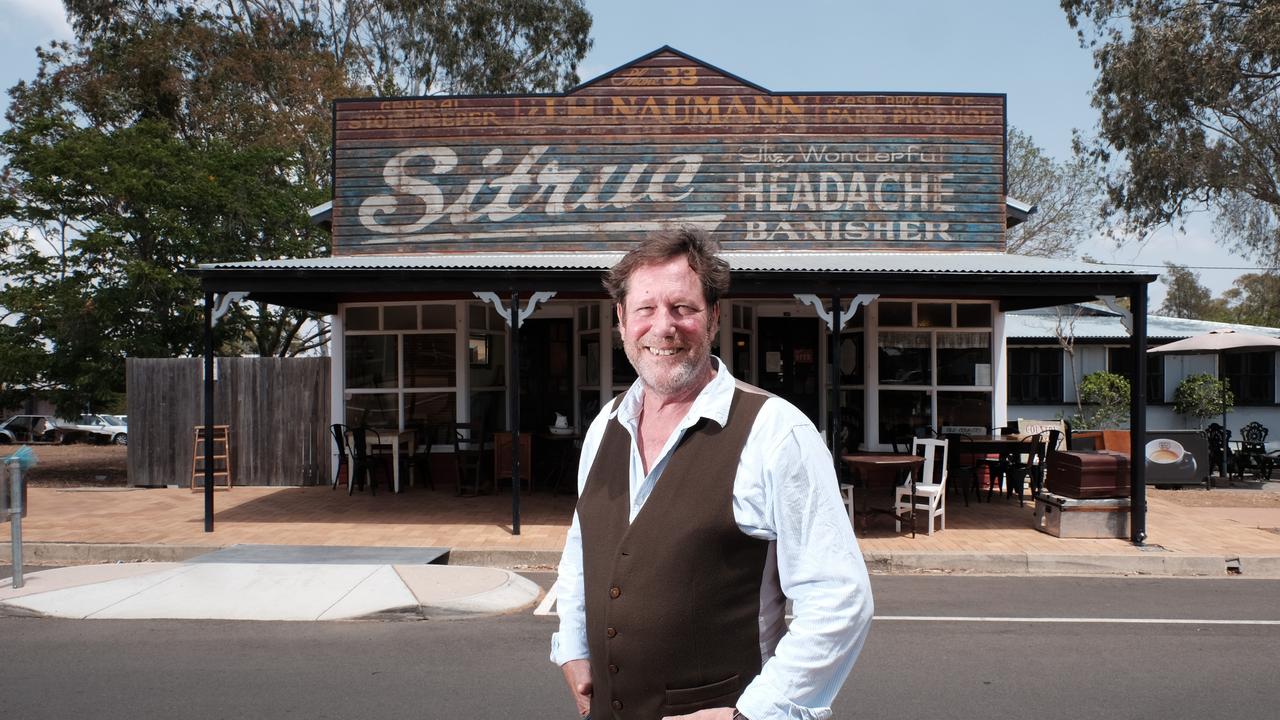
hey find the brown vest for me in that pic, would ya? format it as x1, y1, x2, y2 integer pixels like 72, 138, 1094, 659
578, 384, 770, 720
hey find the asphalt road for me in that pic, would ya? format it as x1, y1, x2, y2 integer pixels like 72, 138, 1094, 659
1, 574, 1277, 719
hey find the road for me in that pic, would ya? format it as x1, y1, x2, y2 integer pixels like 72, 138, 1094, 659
1, 572, 1277, 719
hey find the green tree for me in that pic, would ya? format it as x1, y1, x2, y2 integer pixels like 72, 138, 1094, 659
1218, 272, 1280, 328
2, 0, 592, 412
1074, 371, 1131, 429
1063, 1, 1280, 267
1005, 126, 1104, 257
1172, 373, 1234, 427
1158, 262, 1229, 320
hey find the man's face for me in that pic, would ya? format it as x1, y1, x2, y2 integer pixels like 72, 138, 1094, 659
617, 256, 718, 398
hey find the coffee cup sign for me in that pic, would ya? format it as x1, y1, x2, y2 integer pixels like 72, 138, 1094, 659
1145, 439, 1186, 464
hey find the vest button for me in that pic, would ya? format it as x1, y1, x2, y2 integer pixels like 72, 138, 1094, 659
606, 627, 617, 638
608, 664, 619, 674
612, 700, 623, 710
609, 586, 621, 599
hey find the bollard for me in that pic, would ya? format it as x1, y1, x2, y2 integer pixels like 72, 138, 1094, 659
10, 463, 22, 589
3, 453, 29, 589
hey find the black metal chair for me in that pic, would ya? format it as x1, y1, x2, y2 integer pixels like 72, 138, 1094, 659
1234, 421, 1275, 482
348, 426, 391, 495
1001, 431, 1050, 507
944, 433, 984, 506
329, 423, 350, 490
1204, 423, 1232, 480
405, 421, 436, 490
976, 425, 1010, 501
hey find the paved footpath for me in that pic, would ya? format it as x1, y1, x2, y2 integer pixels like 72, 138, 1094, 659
3, 482, 1280, 620
0, 545, 541, 621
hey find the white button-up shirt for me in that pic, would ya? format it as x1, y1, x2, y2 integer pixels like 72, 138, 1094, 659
551, 358, 874, 720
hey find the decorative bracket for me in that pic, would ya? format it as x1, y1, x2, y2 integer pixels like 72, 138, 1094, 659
212, 292, 248, 326
473, 291, 557, 328
1096, 295, 1133, 335
794, 293, 879, 331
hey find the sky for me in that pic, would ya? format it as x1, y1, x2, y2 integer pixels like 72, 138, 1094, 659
0, 0, 1269, 307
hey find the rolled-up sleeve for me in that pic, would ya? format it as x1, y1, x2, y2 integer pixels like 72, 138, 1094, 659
549, 510, 589, 665
736, 424, 874, 720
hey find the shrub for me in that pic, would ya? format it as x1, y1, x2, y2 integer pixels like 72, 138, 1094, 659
1172, 373, 1234, 426
1073, 371, 1131, 429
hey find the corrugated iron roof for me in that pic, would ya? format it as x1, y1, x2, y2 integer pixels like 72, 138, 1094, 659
201, 251, 1135, 275
1006, 310, 1280, 341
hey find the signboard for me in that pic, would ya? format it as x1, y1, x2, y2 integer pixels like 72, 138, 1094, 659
1143, 430, 1210, 487
332, 48, 1006, 254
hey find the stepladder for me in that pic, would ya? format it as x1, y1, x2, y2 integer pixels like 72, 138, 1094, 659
191, 425, 232, 490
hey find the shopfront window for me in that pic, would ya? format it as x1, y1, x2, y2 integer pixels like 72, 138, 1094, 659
938, 332, 992, 386
879, 332, 931, 385
346, 335, 397, 389
879, 390, 932, 445
578, 304, 602, 425
938, 391, 992, 430
877, 301, 994, 444
469, 302, 507, 429
343, 303, 458, 430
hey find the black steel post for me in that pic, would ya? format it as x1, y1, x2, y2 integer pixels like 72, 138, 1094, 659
1130, 285, 1148, 545
509, 290, 521, 536
830, 295, 842, 470
203, 291, 215, 533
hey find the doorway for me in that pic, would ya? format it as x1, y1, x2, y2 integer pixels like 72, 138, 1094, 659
757, 317, 821, 426
518, 318, 574, 432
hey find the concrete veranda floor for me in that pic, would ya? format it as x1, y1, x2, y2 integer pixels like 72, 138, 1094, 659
6, 480, 1280, 576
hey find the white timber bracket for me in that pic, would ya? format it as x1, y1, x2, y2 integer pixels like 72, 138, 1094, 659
212, 291, 248, 326
473, 291, 557, 328
1096, 295, 1134, 335
794, 293, 879, 331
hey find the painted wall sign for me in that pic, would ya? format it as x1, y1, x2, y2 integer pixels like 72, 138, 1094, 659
331, 48, 1006, 254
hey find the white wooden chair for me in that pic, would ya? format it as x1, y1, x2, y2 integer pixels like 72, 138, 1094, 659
839, 482, 856, 524
895, 437, 949, 535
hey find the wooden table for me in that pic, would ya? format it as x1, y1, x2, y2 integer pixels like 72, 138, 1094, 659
536, 431, 582, 496
841, 454, 925, 536
949, 434, 1035, 501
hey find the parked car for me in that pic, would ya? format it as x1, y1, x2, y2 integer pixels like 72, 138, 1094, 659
0, 415, 63, 444
60, 414, 128, 445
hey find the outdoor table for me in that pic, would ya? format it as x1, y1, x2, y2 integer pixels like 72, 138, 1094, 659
536, 431, 582, 496
841, 453, 925, 537
951, 434, 1035, 501
368, 428, 415, 493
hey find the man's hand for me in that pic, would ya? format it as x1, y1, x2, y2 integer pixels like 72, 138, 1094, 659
560, 659, 593, 716
662, 708, 736, 720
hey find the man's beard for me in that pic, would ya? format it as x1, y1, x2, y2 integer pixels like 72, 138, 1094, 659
624, 330, 713, 397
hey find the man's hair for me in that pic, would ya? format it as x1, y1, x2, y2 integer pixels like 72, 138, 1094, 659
603, 226, 730, 308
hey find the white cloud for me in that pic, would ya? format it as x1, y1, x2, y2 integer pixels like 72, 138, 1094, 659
1, 0, 73, 39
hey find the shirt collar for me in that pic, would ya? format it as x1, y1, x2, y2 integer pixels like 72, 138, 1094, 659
612, 356, 735, 430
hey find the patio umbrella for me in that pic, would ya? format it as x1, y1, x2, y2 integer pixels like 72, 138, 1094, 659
1149, 329, 1280, 478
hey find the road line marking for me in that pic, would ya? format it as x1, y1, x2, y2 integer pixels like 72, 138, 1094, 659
534, 589, 557, 616
874, 615, 1280, 625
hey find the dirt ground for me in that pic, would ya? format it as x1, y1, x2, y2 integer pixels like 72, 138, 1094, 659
5, 443, 129, 487
1149, 482, 1280, 508
7, 442, 1279, 506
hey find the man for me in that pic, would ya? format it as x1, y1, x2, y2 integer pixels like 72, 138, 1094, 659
551, 227, 873, 720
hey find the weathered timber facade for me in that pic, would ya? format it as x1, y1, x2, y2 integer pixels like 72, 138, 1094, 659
333, 49, 1006, 253
196, 46, 1157, 543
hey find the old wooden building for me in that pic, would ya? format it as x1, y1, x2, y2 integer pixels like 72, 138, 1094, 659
197, 47, 1157, 537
